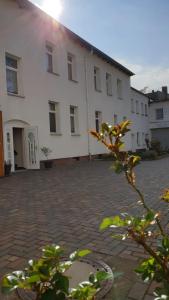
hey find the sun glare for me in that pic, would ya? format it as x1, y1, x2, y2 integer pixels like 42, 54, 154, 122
41, 0, 63, 20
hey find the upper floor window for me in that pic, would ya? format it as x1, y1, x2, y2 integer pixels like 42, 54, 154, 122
70, 105, 79, 134
46, 43, 53, 73
6, 54, 19, 95
49, 102, 60, 134
141, 103, 144, 115
67, 53, 76, 81
117, 79, 123, 99
131, 99, 135, 113
95, 111, 102, 132
145, 104, 148, 116
136, 100, 139, 114
156, 108, 163, 120
106, 73, 112, 96
114, 114, 118, 125
94, 66, 101, 92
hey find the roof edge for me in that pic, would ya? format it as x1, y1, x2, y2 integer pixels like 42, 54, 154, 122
15, 0, 134, 76
131, 87, 149, 98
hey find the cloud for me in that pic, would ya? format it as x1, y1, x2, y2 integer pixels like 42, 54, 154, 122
116, 58, 169, 92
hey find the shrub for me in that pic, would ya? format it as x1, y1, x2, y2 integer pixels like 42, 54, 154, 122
151, 139, 161, 154
139, 150, 158, 160
91, 120, 169, 299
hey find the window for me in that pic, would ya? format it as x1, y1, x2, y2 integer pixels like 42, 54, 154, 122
141, 103, 144, 115
94, 66, 101, 92
49, 102, 60, 134
70, 105, 79, 134
6, 54, 19, 94
142, 132, 145, 145
123, 116, 127, 122
137, 132, 140, 146
67, 53, 76, 81
106, 73, 112, 96
131, 99, 135, 113
117, 79, 122, 99
156, 108, 163, 120
145, 104, 148, 116
114, 114, 118, 125
46, 43, 53, 73
95, 111, 102, 132
136, 100, 139, 114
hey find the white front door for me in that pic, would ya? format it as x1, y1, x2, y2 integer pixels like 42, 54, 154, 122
4, 126, 14, 172
24, 126, 40, 169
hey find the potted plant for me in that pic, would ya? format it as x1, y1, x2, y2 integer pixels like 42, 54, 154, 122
1, 244, 112, 300
91, 120, 169, 299
41, 147, 53, 169
4, 160, 12, 176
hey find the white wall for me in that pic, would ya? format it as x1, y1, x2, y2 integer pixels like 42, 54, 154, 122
149, 101, 169, 129
0, 0, 145, 165
130, 89, 149, 151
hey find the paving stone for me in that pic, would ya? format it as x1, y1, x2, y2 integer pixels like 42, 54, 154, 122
0, 158, 169, 299
128, 282, 148, 299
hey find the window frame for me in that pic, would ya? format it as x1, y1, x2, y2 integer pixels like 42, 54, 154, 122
156, 108, 163, 120
6, 54, 19, 95
70, 105, 79, 135
95, 111, 102, 133
46, 43, 54, 73
136, 100, 139, 114
117, 78, 123, 99
114, 114, 118, 125
131, 98, 135, 113
106, 72, 112, 96
67, 53, 77, 82
49, 101, 61, 134
94, 66, 101, 92
137, 132, 140, 146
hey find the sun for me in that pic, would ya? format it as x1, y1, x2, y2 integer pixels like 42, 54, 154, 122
41, 0, 63, 20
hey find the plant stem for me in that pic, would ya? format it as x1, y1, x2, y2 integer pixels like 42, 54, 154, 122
125, 172, 166, 237
128, 229, 169, 282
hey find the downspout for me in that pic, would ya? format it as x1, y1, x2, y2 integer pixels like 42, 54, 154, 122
84, 53, 91, 160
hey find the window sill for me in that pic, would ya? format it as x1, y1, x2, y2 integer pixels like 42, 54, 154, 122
68, 78, 78, 84
50, 133, 62, 136
7, 93, 25, 99
95, 89, 102, 93
107, 93, 113, 97
118, 97, 123, 100
47, 70, 60, 76
71, 133, 80, 136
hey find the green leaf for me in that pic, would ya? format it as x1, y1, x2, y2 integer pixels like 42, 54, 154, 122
26, 274, 40, 283
100, 216, 126, 230
96, 271, 113, 282
113, 161, 124, 174
77, 249, 91, 257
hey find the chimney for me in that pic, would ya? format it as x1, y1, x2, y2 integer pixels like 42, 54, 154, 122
162, 86, 168, 95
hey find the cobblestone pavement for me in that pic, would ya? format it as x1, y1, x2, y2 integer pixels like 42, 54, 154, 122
0, 157, 169, 299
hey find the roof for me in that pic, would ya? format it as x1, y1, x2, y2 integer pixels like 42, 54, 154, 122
131, 87, 149, 98
16, 0, 134, 76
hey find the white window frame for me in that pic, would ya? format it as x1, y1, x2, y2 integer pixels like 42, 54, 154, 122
67, 53, 77, 81
114, 114, 118, 125
145, 104, 148, 116
46, 43, 54, 73
94, 66, 101, 92
6, 54, 20, 95
49, 101, 61, 134
117, 79, 123, 99
136, 100, 139, 114
106, 73, 112, 96
141, 103, 144, 115
131, 99, 135, 113
70, 105, 79, 135
95, 111, 102, 132
156, 108, 163, 120
137, 132, 140, 146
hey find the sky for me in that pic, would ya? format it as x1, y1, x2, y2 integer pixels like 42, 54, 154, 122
31, 0, 169, 92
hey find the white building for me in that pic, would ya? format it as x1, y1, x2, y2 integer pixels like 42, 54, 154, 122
0, 0, 149, 175
130, 87, 149, 152
148, 87, 169, 149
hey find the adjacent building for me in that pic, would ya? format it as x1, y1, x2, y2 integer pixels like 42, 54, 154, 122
148, 86, 169, 149
0, 0, 149, 175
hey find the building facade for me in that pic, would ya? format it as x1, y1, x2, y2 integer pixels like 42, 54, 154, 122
148, 86, 169, 149
0, 0, 149, 174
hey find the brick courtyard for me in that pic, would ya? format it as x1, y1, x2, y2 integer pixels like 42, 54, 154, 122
0, 157, 169, 299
